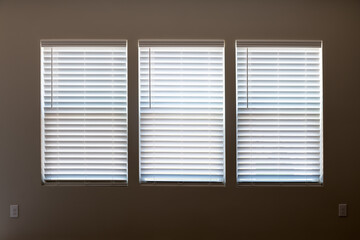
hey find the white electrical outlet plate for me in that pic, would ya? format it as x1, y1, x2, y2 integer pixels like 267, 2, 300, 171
10, 204, 19, 218
339, 204, 347, 217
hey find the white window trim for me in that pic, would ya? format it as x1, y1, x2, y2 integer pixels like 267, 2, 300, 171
138, 40, 226, 185
235, 40, 323, 186
40, 39, 128, 185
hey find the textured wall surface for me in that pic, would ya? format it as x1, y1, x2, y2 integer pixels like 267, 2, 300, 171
0, 0, 359, 239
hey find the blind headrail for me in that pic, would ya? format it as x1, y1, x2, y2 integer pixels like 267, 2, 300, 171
41, 39, 127, 47
236, 40, 322, 48
139, 40, 225, 47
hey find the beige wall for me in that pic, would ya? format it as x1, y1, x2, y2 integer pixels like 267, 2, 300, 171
0, 0, 359, 239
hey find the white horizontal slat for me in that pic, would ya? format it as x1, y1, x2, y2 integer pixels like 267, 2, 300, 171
236, 42, 322, 184
41, 42, 128, 183
139, 42, 225, 183
45, 153, 127, 158
141, 159, 224, 164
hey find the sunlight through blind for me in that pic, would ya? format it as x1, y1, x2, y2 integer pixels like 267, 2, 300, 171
139, 40, 225, 183
41, 40, 128, 184
236, 40, 323, 183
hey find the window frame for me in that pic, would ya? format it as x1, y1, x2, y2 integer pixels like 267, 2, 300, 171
138, 40, 226, 185
235, 40, 324, 186
40, 39, 129, 186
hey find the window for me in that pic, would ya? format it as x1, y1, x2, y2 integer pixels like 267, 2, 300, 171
41, 40, 128, 184
236, 40, 323, 184
139, 40, 225, 183
40, 39, 323, 186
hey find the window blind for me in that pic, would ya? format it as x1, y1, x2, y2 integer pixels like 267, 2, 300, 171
139, 40, 225, 183
236, 40, 323, 183
41, 40, 128, 183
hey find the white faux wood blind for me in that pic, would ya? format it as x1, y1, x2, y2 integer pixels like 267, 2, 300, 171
41, 40, 128, 183
236, 40, 323, 183
139, 40, 225, 183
